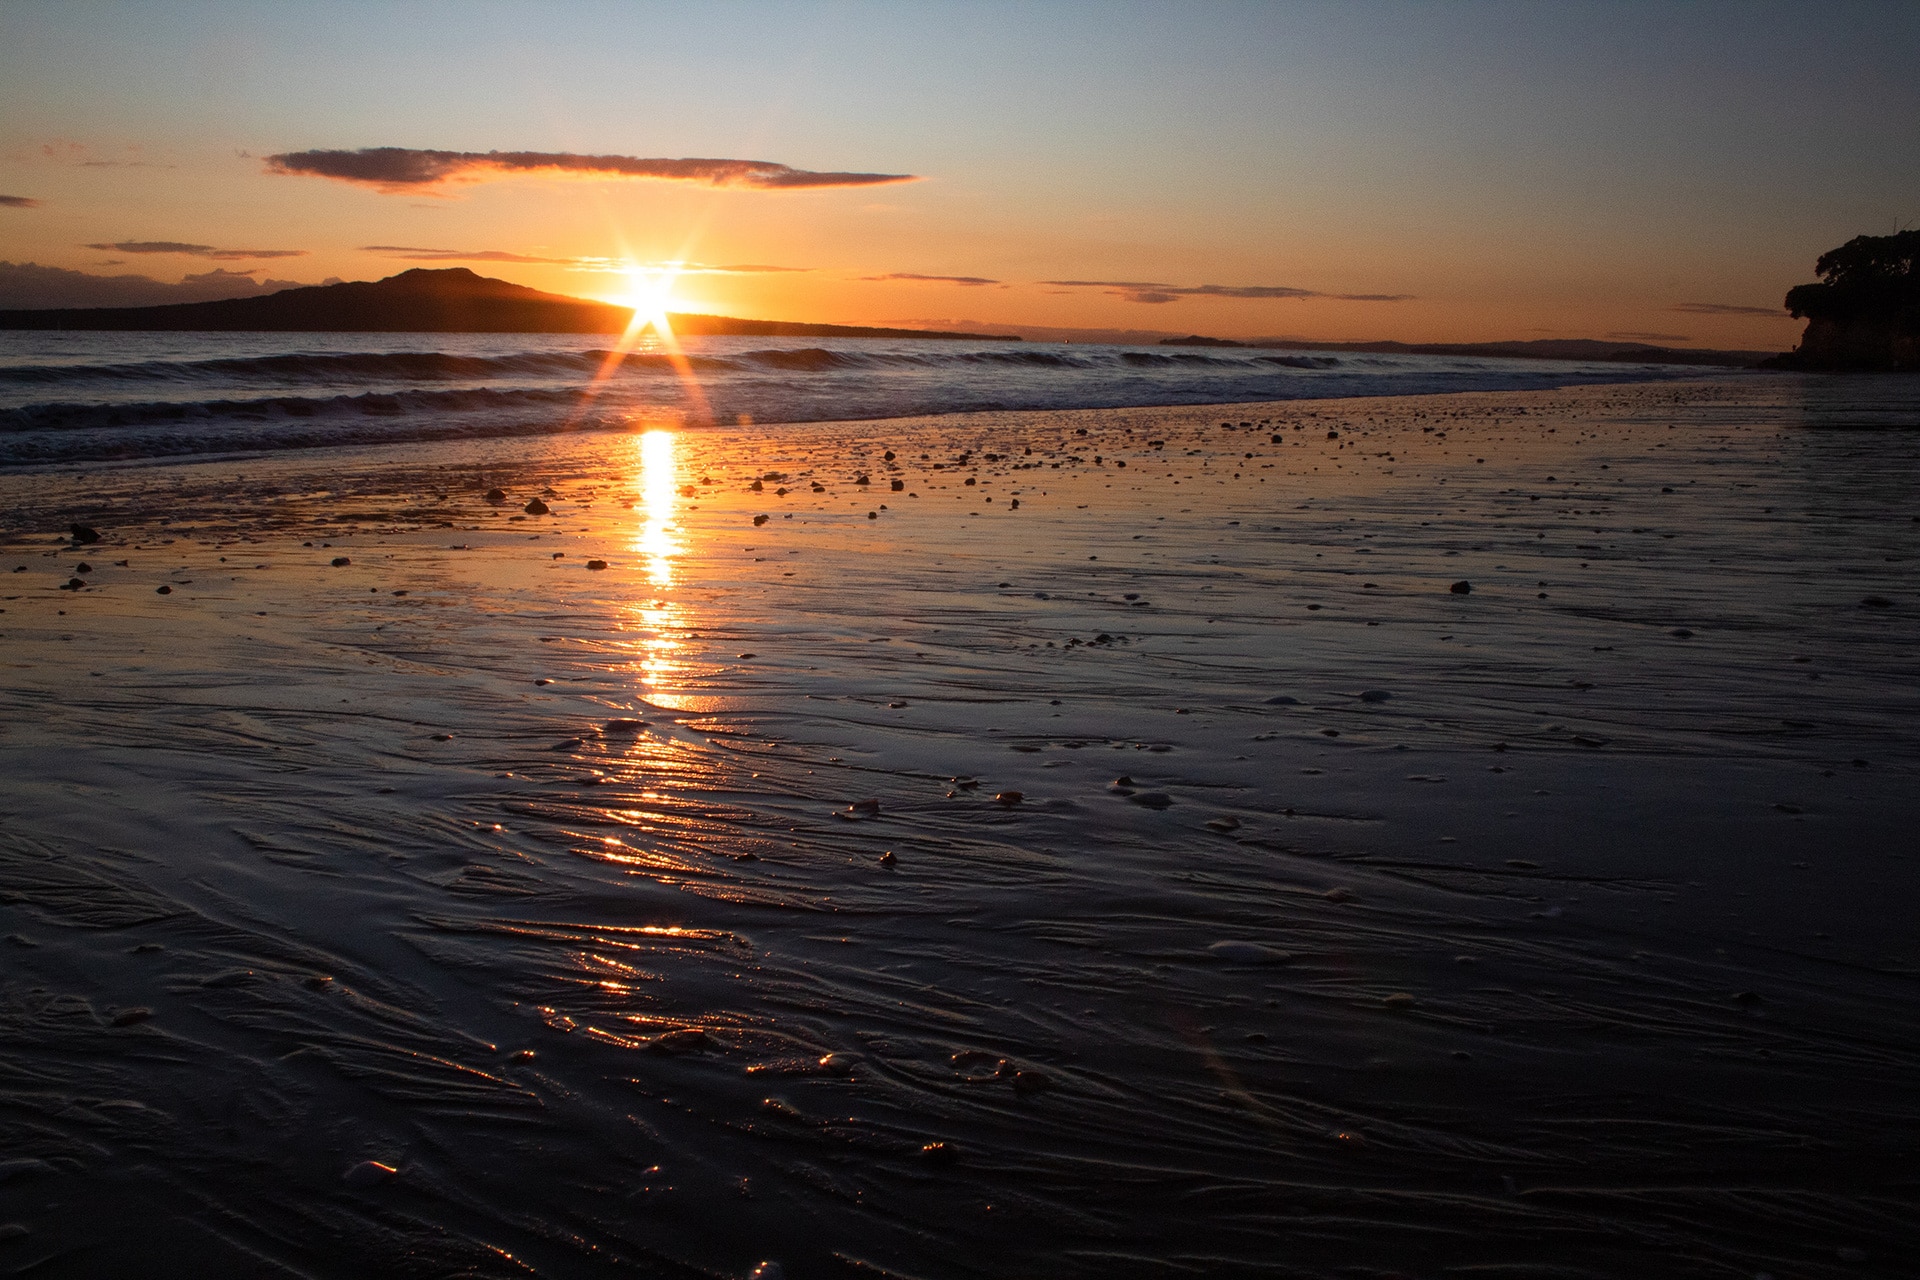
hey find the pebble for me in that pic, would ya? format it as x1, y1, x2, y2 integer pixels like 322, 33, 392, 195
523, 498, 550, 515
485, 488, 507, 502
1358, 690, 1391, 703
993, 791, 1024, 806
603, 718, 646, 734
1010, 1068, 1053, 1095
879, 850, 897, 866
109, 1007, 153, 1027
155, 584, 171, 594
342, 1160, 397, 1187
652, 1027, 711, 1053
1264, 695, 1301, 705
1207, 940, 1290, 964
586, 559, 608, 570
1129, 791, 1173, 810
1449, 580, 1472, 594
330, 556, 351, 567
0, 1160, 54, 1184
70, 523, 101, 544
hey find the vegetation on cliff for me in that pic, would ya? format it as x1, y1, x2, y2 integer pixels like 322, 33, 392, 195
1769, 230, 1919, 370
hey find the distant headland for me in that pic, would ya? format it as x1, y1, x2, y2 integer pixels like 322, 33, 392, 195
1162, 333, 1775, 368
0, 267, 1022, 340
1766, 230, 1919, 371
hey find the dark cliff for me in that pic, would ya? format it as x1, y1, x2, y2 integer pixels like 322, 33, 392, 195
1767, 230, 1920, 371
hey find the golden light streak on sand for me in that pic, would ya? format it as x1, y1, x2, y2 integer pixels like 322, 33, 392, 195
626, 428, 689, 703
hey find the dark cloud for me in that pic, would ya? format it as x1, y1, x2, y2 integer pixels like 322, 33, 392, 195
1606, 330, 1691, 342
0, 195, 40, 209
1043, 279, 1410, 304
0, 262, 321, 309
1669, 301, 1788, 316
361, 245, 584, 264
863, 272, 999, 286
268, 148, 917, 192
83, 240, 308, 261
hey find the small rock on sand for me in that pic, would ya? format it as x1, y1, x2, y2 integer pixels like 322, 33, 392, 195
993, 791, 1023, 806
343, 1160, 397, 1187
1264, 695, 1300, 705
1359, 690, 1391, 703
109, 1007, 153, 1027
331, 556, 351, 567
1449, 581, 1472, 595
1207, 940, 1289, 964
155, 584, 171, 594
586, 559, 608, 570
523, 498, 550, 515
1129, 792, 1173, 810
70, 523, 101, 544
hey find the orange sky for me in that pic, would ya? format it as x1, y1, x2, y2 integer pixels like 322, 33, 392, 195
3, 3, 1917, 349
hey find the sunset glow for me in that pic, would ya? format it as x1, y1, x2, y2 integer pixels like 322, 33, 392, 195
615, 266, 682, 336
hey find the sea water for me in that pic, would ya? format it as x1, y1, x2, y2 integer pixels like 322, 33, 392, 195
0, 329, 1712, 464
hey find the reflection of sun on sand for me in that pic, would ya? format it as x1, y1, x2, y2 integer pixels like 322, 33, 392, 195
628, 427, 687, 702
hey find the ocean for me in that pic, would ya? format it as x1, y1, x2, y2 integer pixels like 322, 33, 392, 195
0, 330, 1715, 464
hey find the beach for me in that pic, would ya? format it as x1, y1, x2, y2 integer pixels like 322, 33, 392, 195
2, 373, 1917, 1277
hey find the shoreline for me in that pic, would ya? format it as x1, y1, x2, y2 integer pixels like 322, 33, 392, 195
1, 369, 1759, 487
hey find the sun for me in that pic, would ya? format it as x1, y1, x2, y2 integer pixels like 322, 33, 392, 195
617, 266, 679, 335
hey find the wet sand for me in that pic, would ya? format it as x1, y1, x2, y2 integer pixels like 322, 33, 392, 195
1, 374, 1917, 1278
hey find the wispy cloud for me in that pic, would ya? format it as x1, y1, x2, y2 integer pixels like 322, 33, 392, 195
0, 195, 40, 209
1669, 301, 1787, 317
1044, 279, 1412, 304
0, 261, 320, 309
1606, 331, 1690, 342
361, 244, 586, 264
592, 260, 813, 276
863, 271, 1000, 286
361, 248, 816, 275
267, 148, 917, 193
84, 240, 307, 260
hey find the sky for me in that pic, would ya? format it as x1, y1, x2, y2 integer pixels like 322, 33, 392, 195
2, 0, 1917, 348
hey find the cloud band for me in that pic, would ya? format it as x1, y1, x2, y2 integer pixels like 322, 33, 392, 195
84, 240, 307, 260
1044, 279, 1411, 304
268, 148, 917, 192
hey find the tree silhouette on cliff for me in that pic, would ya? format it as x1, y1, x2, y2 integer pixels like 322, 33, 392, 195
1771, 229, 1919, 370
